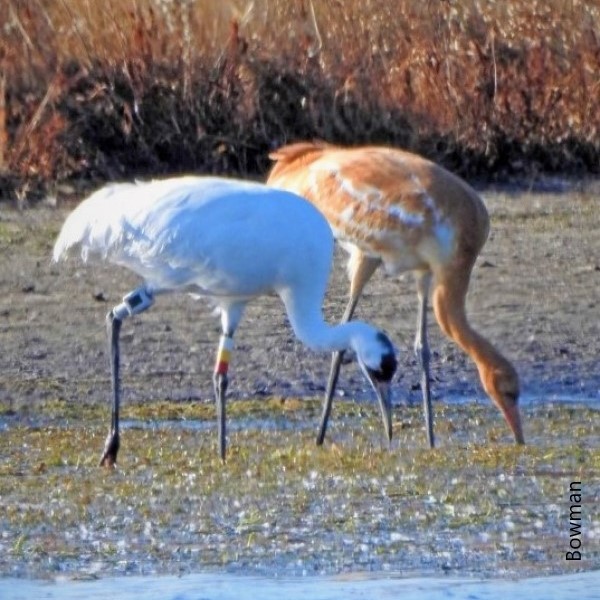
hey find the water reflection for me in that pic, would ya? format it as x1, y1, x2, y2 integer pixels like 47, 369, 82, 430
1, 571, 598, 600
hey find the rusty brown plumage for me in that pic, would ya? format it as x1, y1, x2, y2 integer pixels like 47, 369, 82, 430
267, 142, 523, 446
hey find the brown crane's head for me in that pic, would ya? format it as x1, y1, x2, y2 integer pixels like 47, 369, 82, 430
481, 360, 524, 444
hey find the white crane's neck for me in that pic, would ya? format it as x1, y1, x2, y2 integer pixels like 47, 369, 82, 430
279, 288, 373, 354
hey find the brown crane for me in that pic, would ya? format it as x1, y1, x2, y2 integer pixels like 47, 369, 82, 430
267, 142, 524, 448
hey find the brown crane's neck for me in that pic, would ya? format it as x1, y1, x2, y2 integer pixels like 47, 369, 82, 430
432, 274, 522, 442
433, 274, 515, 376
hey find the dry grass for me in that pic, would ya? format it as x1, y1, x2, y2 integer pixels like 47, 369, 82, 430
0, 0, 598, 202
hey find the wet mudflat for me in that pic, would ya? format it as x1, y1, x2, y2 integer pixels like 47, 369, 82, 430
0, 187, 599, 587
0, 397, 599, 582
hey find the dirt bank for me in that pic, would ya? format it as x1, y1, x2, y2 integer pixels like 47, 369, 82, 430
2, 185, 599, 409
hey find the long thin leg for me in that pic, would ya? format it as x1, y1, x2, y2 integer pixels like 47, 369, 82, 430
213, 333, 233, 461
100, 311, 121, 467
415, 272, 435, 448
100, 287, 154, 467
317, 253, 380, 445
211, 303, 243, 461
316, 295, 360, 445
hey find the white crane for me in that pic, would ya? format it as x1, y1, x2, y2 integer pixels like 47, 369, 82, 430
268, 142, 524, 448
53, 176, 397, 465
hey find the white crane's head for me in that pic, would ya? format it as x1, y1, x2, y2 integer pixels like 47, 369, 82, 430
353, 329, 397, 442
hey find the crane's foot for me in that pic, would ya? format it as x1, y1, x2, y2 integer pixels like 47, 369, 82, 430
99, 430, 120, 467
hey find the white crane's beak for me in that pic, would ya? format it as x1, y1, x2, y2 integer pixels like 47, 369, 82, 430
362, 367, 393, 443
357, 333, 396, 444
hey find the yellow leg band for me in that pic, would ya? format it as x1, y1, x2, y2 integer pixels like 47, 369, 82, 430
215, 336, 234, 375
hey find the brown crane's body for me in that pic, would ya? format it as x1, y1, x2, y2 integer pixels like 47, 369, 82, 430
267, 142, 523, 446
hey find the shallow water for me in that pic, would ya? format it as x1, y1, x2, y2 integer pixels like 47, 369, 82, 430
1, 397, 598, 583
2, 571, 599, 600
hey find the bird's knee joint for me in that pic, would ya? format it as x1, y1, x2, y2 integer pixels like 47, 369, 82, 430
213, 372, 229, 395
414, 342, 430, 364
112, 287, 154, 320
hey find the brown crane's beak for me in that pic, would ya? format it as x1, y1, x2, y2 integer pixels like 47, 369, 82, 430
501, 401, 525, 444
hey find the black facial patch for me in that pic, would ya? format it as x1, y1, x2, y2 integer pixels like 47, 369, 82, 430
376, 331, 394, 354
367, 332, 397, 382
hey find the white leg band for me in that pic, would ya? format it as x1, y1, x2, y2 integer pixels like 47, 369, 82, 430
112, 288, 154, 320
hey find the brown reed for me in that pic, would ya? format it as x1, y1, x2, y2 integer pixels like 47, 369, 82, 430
0, 0, 598, 202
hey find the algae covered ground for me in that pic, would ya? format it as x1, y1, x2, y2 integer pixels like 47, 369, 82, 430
0, 186, 599, 579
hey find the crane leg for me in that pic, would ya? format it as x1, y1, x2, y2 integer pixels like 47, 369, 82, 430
100, 287, 154, 467
213, 333, 233, 461
100, 311, 122, 467
318, 254, 380, 445
414, 273, 435, 448
317, 295, 359, 445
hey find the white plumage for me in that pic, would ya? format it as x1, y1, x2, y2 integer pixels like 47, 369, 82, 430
53, 176, 397, 464
55, 177, 329, 301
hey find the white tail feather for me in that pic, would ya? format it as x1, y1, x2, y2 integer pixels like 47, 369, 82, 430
52, 183, 137, 262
